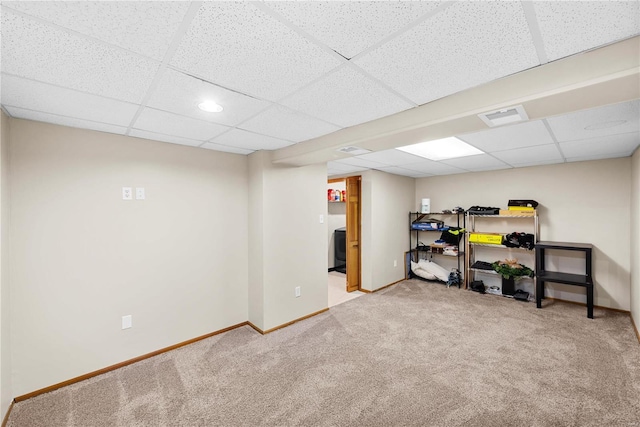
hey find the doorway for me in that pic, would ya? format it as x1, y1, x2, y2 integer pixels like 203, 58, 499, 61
327, 176, 362, 306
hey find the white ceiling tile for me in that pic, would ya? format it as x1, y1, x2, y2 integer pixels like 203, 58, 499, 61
546, 100, 640, 142
6, 106, 127, 135
333, 157, 386, 169
3, 1, 190, 61
327, 161, 368, 173
266, 1, 444, 59
492, 144, 564, 166
533, 1, 640, 62
240, 105, 341, 142
200, 142, 254, 155
402, 160, 467, 176
353, 1, 539, 105
440, 154, 511, 171
356, 149, 425, 166
133, 108, 229, 141
1, 74, 138, 126
146, 69, 272, 127
1, 10, 159, 103
169, 2, 342, 101
458, 120, 555, 152
559, 132, 639, 159
375, 166, 432, 178
129, 129, 202, 148
210, 129, 294, 151
281, 66, 413, 128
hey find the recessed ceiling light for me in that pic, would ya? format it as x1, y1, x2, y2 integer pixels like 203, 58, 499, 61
584, 120, 627, 130
198, 100, 223, 113
478, 105, 529, 127
396, 137, 484, 161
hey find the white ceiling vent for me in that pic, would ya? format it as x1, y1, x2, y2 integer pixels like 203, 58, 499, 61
336, 146, 372, 156
478, 105, 529, 128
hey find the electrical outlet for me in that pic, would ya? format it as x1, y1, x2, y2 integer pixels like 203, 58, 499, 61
122, 315, 132, 329
122, 187, 132, 200
295, 286, 301, 298
135, 187, 145, 200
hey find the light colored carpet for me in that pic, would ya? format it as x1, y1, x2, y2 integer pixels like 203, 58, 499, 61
8, 279, 640, 426
328, 271, 364, 307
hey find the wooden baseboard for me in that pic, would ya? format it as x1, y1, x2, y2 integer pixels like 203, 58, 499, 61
631, 313, 640, 345
260, 308, 329, 334
371, 278, 405, 293
361, 278, 407, 293
14, 321, 248, 402
247, 321, 264, 335
544, 296, 630, 314
1, 399, 15, 427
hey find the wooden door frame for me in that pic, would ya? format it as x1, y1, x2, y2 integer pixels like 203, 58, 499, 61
328, 176, 362, 292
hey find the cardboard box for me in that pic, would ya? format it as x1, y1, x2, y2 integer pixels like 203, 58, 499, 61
499, 209, 535, 216
469, 233, 503, 245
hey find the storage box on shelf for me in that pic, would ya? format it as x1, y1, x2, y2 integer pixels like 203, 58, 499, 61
468, 233, 503, 244
408, 211, 465, 287
465, 211, 539, 299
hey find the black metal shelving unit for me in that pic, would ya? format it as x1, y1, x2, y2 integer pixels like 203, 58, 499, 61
408, 211, 465, 286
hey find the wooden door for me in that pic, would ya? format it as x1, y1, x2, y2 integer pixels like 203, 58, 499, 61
345, 176, 361, 292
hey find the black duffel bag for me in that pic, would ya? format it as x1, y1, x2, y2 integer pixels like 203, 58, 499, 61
440, 227, 464, 245
467, 206, 500, 215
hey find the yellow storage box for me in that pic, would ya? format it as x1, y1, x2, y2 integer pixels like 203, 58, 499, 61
469, 233, 503, 245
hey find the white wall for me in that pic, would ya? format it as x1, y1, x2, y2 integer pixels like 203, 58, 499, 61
9, 119, 249, 396
327, 180, 346, 268
0, 111, 12, 418
261, 159, 328, 330
361, 170, 415, 291
416, 158, 631, 310
631, 148, 639, 332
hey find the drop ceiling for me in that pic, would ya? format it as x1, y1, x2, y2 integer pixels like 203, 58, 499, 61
1, 1, 639, 177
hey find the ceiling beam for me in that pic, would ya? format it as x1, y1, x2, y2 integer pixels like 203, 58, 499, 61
272, 36, 640, 167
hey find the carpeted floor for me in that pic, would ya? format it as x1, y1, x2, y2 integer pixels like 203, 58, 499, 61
8, 279, 640, 426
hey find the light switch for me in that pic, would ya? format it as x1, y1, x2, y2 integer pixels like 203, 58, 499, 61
122, 315, 132, 329
136, 187, 145, 200
319, 214, 324, 224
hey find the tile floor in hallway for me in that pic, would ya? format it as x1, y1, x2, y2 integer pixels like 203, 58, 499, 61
328, 271, 364, 307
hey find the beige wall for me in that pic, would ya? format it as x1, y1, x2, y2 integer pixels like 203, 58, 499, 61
261, 159, 328, 330
9, 119, 249, 396
0, 111, 11, 418
361, 170, 415, 291
631, 148, 639, 332
416, 158, 632, 310
248, 151, 266, 330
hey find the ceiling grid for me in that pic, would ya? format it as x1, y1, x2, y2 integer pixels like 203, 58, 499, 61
0, 0, 638, 175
